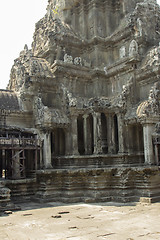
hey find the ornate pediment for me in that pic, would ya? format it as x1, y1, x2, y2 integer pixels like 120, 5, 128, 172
137, 82, 160, 120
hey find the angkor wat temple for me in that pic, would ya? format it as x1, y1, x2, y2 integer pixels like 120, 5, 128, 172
0, 0, 160, 209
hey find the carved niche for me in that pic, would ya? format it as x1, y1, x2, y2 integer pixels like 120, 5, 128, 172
129, 40, 138, 57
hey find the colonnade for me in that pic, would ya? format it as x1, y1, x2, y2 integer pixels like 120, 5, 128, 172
42, 114, 159, 169
76, 112, 120, 155
42, 112, 122, 168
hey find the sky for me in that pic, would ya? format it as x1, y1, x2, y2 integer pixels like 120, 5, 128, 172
0, 0, 160, 89
0, 0, 48, 89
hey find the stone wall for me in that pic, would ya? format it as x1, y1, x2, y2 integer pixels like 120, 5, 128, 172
34, 167, 160, 203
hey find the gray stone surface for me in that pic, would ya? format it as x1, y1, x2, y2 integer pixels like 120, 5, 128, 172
0, 0, 160, 205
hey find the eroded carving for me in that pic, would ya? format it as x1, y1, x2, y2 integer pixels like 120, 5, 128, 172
74, 57, 82, 66
119, 46, 126, 59
129, 40, 138, 57
137, 82, 160, 118
64, 54, 73, 64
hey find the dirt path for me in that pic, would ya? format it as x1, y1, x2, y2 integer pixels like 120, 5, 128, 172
0, 202, 160, 240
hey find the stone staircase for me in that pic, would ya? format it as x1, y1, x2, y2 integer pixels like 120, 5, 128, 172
6, 178, 37, 203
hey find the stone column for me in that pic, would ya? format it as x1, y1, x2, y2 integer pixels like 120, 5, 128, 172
88, 116, 93, 155
83, 114, 92, 155
143, 123, 155, 165
124, 124, 132, 154
154, 143, 159, 165
71, 115, 79, 155
107, 113, 116, 154
12, 150, 21, 179
117, 113, 124, 154
37, 131, 43, 169
93, 112, 102, 154
83, 114, 89, 155
39, 146, 43, 169
43, 131, 52, 169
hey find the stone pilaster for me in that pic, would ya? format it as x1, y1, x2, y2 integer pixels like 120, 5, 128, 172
39, 147, 43, 169
93, 112, 102, 154
43, 131, 52, 169
93, 2, 98, 37
65, 128, 71, 156
124, 124, 129, 153
82, 2, 87, 38
154, 144, 159, 165
83, 114, 93, 155
143, 123, 155, 165
71, 115, 79, 155
59, 129, 64, 155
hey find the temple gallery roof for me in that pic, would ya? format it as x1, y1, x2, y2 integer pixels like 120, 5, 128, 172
0, 90, 20, 111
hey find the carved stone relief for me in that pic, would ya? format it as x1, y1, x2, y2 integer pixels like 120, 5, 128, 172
119, 46, 126, 59
74, 57, 82, 66
129, 40, 138, 57
137, 18, 143, 37
64, 54, 73, 64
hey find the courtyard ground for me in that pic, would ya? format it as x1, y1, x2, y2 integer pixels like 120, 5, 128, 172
0, 201, 160, 240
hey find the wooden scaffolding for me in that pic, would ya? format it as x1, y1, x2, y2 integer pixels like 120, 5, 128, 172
0, 131, 41, 179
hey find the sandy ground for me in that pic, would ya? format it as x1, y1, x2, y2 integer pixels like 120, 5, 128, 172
0, 202, 160, 240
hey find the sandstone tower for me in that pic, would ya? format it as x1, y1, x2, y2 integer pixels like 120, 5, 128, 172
0, 0, 160, 205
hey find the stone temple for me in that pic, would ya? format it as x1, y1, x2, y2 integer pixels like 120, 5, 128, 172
0, 0, 160, 209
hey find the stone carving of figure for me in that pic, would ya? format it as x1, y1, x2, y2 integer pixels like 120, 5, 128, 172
34, 96, 52, 125
118, 78, 133, 107
129, 40, 138, 57
74, 57, 82, 66
24, 44, 29, 53
64, 53, 73, 64
119, 46, 126, 59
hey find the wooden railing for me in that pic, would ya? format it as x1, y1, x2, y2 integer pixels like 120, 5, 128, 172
0, 137, 41, 148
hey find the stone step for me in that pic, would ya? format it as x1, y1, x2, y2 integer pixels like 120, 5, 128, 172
6, 178, 37, 203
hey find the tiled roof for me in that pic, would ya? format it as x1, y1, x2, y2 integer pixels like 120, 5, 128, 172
0, 90, 20, 111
